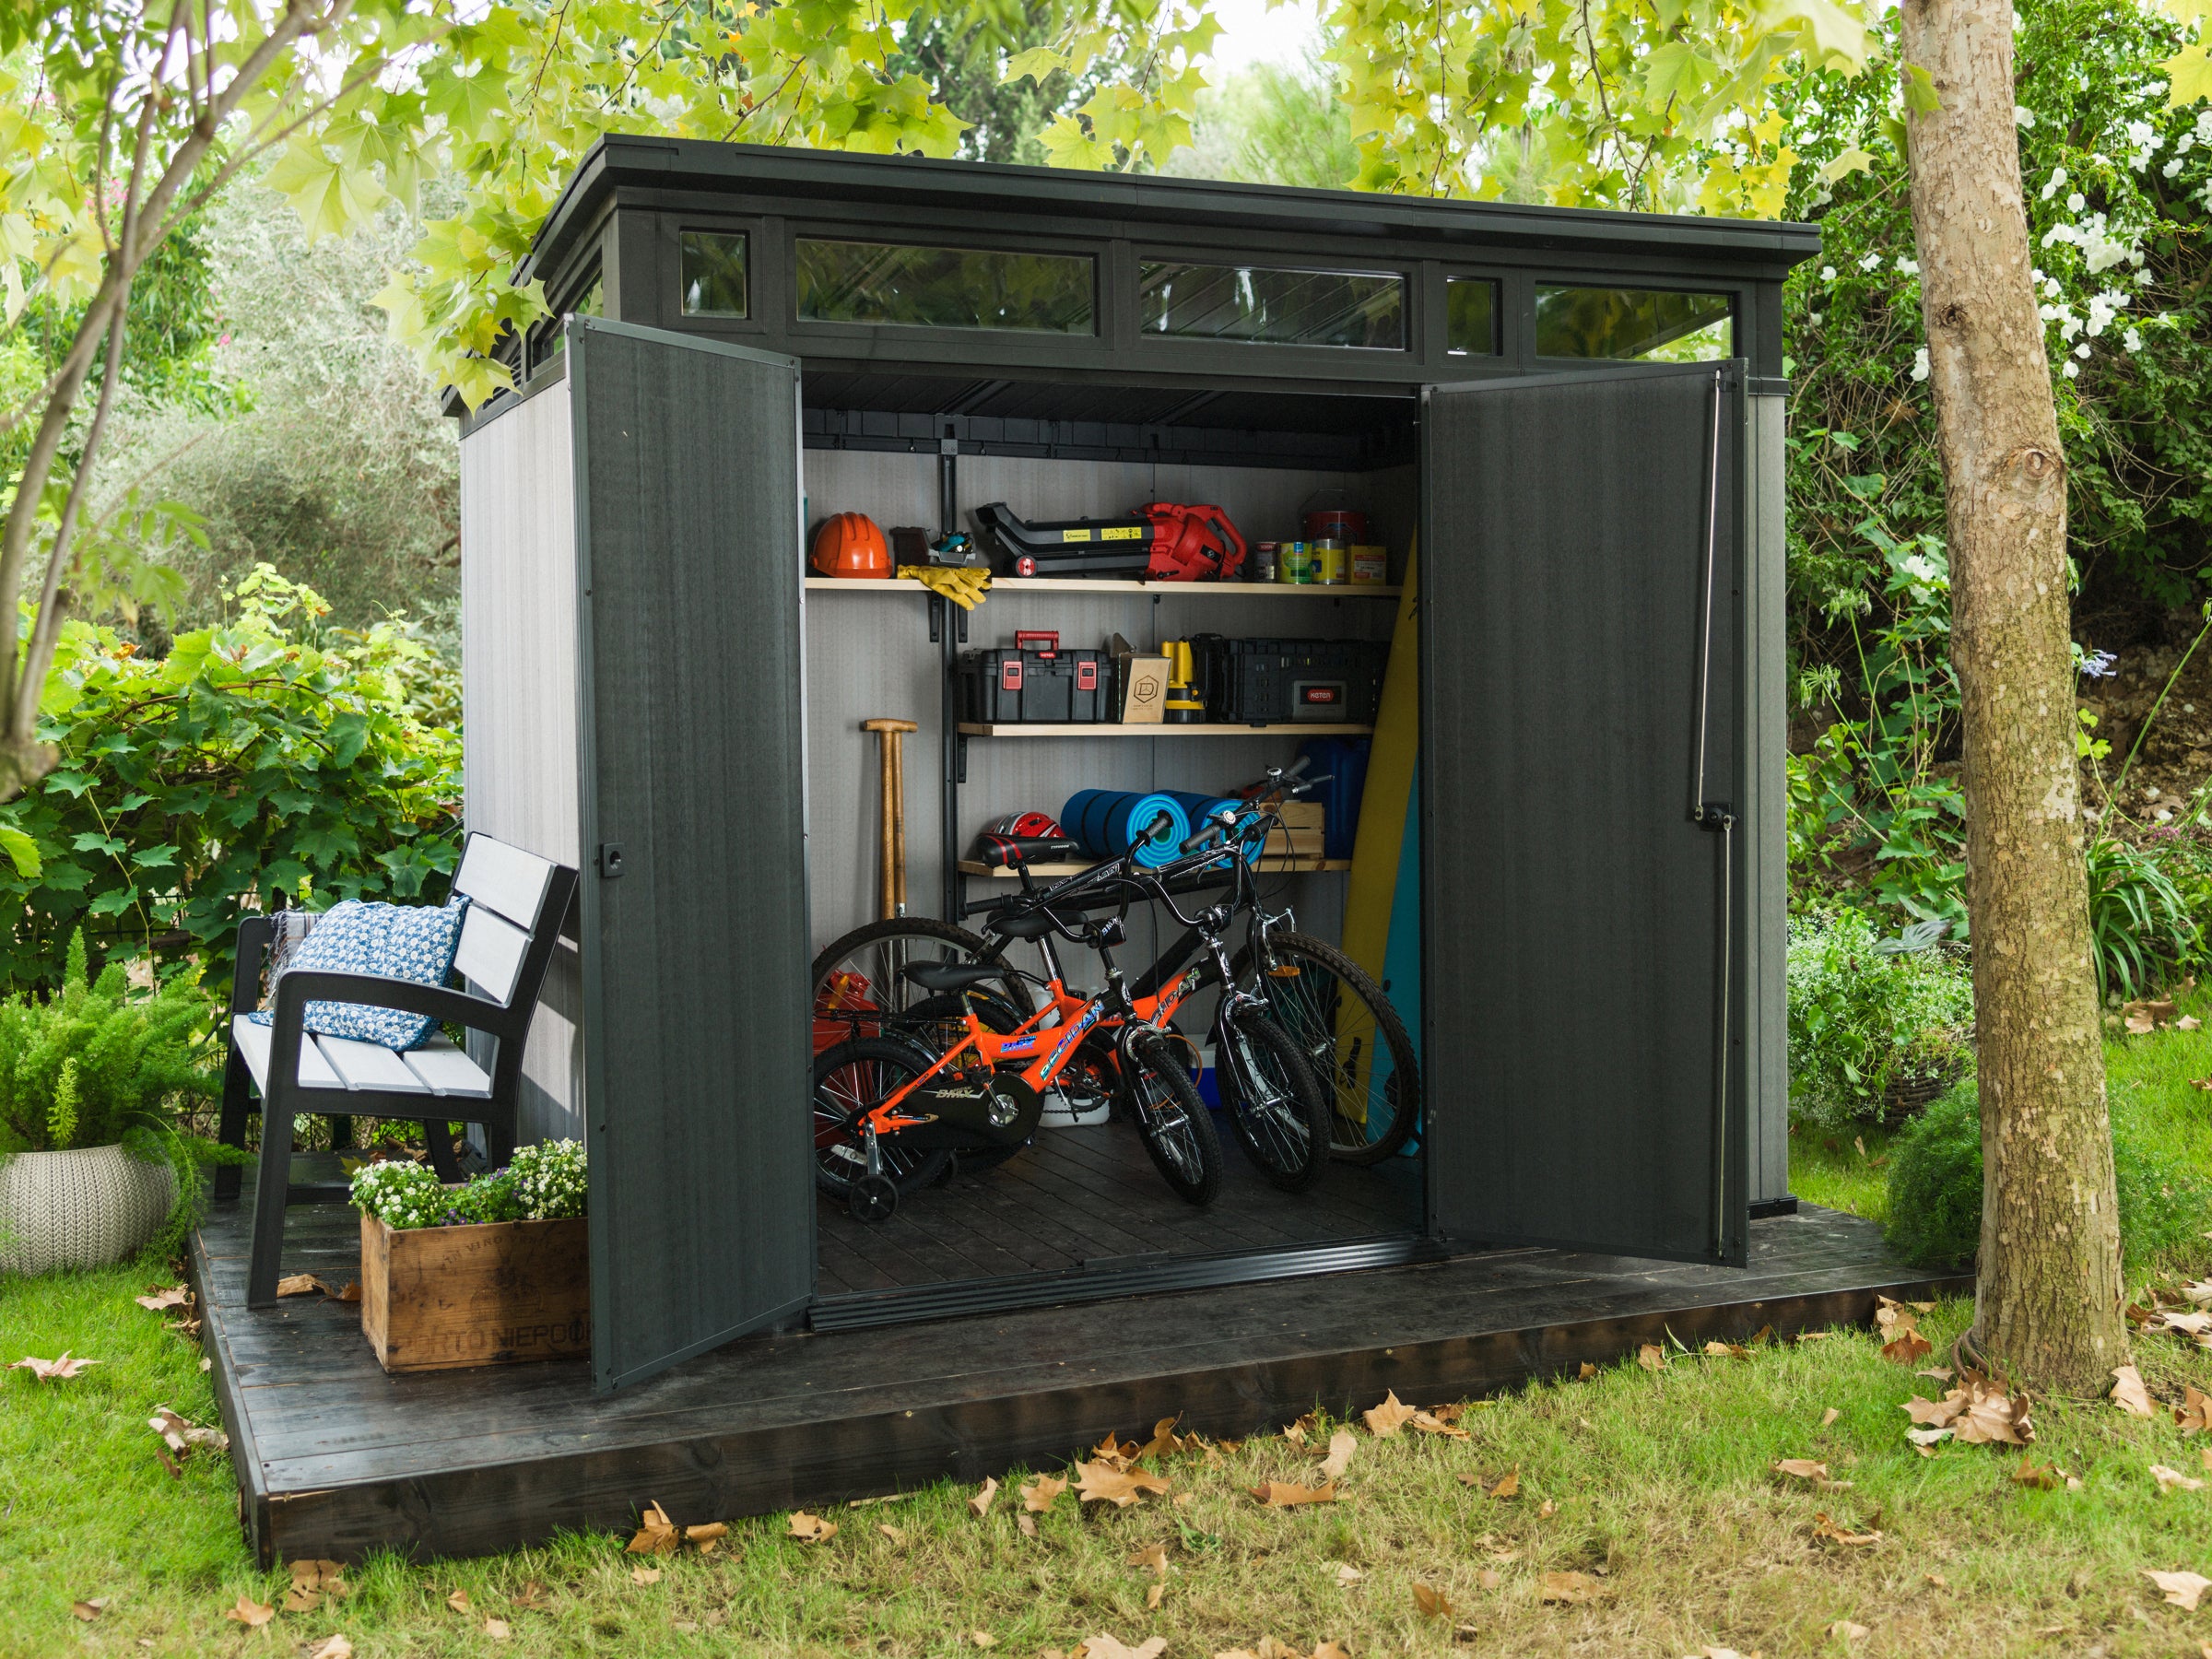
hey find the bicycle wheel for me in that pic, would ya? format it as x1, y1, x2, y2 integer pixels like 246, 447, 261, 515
812, 1036, 948, 1199
1230, 931, 1421, 1166
1121, 1028, 1224, 1206
811, 917, 1027, 1048
1215, 1006, 1330, 1192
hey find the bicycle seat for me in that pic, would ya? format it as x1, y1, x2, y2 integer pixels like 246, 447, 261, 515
901, 960, 1008, 993
974, 834, 1083, 869
985, 907, 1060, 942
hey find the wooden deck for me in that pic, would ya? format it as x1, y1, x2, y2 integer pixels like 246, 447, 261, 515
194, 1183, 1971, 1568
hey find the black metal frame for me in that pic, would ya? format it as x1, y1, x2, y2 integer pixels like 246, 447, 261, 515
215, 842, 581, 1309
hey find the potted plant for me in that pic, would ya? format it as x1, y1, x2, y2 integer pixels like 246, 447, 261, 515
348, 1140, 589, 1373
0, 933, 226, 1275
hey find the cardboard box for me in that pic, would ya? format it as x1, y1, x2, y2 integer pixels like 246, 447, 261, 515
1112, 633, 1171, 724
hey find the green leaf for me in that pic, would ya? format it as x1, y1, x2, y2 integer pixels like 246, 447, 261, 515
88, 886, 139, 918
1900, 63, 1940, 116
264, 142, 387, 244
2164, 42, 2212, 107
71, 833, 125, 856
131, 844, 179, 871
0, 826, 43, 879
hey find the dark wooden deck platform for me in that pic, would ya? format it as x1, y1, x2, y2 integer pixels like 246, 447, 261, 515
194, 1186, 1971, 1568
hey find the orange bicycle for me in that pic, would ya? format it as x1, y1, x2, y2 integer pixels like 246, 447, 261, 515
812, 825, 1229, 1221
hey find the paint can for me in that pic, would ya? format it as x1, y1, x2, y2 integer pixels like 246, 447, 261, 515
1312, 538, 1347, 585
1249, 541, 1279, 582
1277, 542, 1314, 584
1350, 545, 1388, 585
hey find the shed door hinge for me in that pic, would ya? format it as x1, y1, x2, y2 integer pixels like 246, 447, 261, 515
597, 842, 627, 878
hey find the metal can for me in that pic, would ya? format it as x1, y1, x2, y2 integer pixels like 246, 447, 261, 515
1349, 545, 1388, 585
1277, 541, 1314, 584
1312, 538, 1347, 585
1250, 541, 1279, 582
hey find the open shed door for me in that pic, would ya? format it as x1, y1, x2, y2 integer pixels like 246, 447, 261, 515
568, 319, 815, 1391
1422, 361, 1748, 1265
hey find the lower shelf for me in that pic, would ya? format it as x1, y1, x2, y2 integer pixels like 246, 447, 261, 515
958, 856, 1349, 877
957, 722, 1373, 737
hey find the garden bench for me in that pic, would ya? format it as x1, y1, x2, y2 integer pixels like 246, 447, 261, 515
214, 832, 580, 1308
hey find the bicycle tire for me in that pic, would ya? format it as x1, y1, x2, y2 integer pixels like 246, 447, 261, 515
811, 1035, 949, 1199
1122, 1028, 1224, 1206
1215, 1006, 1331, 1191
811, 917, 1026, 1045
1230, 930, 1421, 1166
903, 991, 1032, 1173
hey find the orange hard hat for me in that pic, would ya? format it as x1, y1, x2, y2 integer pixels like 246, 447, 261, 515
810, 512, 891, 579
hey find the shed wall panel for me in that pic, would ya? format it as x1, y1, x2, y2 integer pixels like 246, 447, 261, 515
1746, 392, 1789, 1205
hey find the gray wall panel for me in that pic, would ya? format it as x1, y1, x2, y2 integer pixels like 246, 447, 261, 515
571, 321, 813, 1392
1746, 393, 1789, 1205
459, 377, 583, 1145
1423, 365, 1747, 1265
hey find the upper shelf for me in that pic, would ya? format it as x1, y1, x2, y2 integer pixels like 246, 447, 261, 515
958, 722, 1373, 737
804, 576, 1400, 598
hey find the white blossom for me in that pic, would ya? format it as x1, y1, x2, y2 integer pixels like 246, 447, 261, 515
2064, 360, 2081, 379
2124, 325, 2145, 352
1859, 250, 1882, 271
2076, 341, 2092, 359
2016, 105, 2038, 128
1912, 346, 1931, 382
2066, 191, 2087, 211
2167, 156, 2186, 178
1895, 256, 1920, 276
2195, 108, 2212, 142
1820, 265, 1837, 281
2042, 165, 2068, 200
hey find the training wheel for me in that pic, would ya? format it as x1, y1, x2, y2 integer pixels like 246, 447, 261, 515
849, 1172, 900, 1223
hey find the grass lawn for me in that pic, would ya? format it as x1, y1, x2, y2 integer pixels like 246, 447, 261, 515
14, 1017, 2212, 1656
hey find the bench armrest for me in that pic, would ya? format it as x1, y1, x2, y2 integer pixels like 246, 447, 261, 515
268, 969, 500, 1036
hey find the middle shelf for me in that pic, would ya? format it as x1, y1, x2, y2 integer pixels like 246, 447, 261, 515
957, 722, 1374, 737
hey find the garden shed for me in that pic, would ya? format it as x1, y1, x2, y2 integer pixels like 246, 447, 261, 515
453, 136, 1811, 1393
190, 142, 1990, 1566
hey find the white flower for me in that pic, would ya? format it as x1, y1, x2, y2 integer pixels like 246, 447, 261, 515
2016, 105, 2037, 128
2039, 302, 2058, 321
1809, 311, 1823, 324
2076, 341, 2091, 359
1896, 256, 1920, 276
2060, 313, 2084, 341
1859, 251, 1883, 271
2042, 165, 2068, 200
2183, 133, 2201, 156
2064, 360, 2080, 379
2124, 326, 2145, 352
1820, 265, 1838, 281
2167, 157, 2186, 178
2043, 276, 2063, 298
2066, 191, 2087, 211
2127, 119, 2158, 149
2196, 109, 2212, 142
1912, 346, 1931, 382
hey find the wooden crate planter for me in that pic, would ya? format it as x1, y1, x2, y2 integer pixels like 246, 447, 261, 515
360, 1211, 589, 1373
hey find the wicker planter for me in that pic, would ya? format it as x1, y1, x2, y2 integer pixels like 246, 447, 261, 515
0, 1145, 176, 1276
1882, 1059, 1967, 1123
360, 1211, 590, 1373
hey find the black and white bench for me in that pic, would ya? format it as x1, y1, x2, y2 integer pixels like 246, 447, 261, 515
214, 832, 579, 1308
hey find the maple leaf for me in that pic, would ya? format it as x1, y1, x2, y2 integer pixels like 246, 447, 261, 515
1703, 1340, 1749, 1360
1576, 1362, 1597, 1380
969, 1477, 999, 1518
630, 1566, 661, 1584
788, 1511, 838, 1543
972, 1633, 999, 1649
1076, 1461, 1171, 1507
1486, 1466, 1521, 1500
1091, 1429, 1137, 1466
1637, 1344, 1668, 1371
1812, 1512, 1882, 1547
878, 1522, 908, 1545
686, 1522, 727, 1546
1820, 1407, 1841, 1428
627, 1501, 679, 1555
1072, 1636, 1167, 1659
10, 1352, 97, 1381
1018, 1513, 1039, 1538
1774, 1458, 1831, 1481
1363, 1391, 1417, 1435
2148, 1569, 2212, 1609
1335, 1564, 1364, 1584
2153, 1463, 2207, 1492
307, 1637, 354, 1659
2113, 1365, 2159, 1418
1135, 1416, 1186, 1461
149, 1406, 228, 1455
2013, 1458, 2073, 1490
1882, 1329, 1934, 1365
1128, 1541, 1169, 1578
512, 1583, 551, 1611
135, 1286, 191, 1312
1022, 1474, 1068, 1512
1251, 1479, 1339, 1506
2181, 1386, 2212, 1434
69, 1598, 105, 1621
1316, 1430, 1358, 1481
485, 1618, 512, 1641
1538, 1570, 1602, 1603
276, 1274, 321, 1297
446, 1589, 472, 1613
1408, 1409, 1469, 1438
1412, 1583, 1454, 1618
223, 1594, 276, 1628
1827, 1620, 1869, 1641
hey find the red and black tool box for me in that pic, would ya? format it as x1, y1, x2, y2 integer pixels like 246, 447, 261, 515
959, 630, 1117, 723
972, 502, 1246, 582
1189, 636, 1391, 725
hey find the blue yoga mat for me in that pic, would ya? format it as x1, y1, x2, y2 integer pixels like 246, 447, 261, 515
1063, 790, 1191, 869
1168, 792, 1259, 865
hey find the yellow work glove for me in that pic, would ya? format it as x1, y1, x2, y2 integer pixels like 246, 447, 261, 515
898, 564, 992, 610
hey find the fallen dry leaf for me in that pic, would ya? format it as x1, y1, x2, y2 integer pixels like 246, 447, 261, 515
1477, 1568, 1500, 1590
1829, 1620, 1870, 1641
135, 1286, 191, 1312
1821, 1407, 1841, 1428
276, 1274, 320, 1297
1070, 1636, 1168, 1659
1538, 1571, 1603, 1604
1774, 1458, 1830, 1482
2014, 1458, 2065, 1490
1882, 1329, 1935, 1365
877, 1523, 906, 1546
446, 1589, 472, 1613
1251, 1479, 1339, 1507
969, 1477, 999, 1518
224, 1594, 275, 1628
1486, 1466, 1521, 1500
1412, 1583, 1455, 1619
1795, 1330, 1834, 1343
484, 1618, 512, 1642
288, 1559, 348, 1597
1536, 1499, 1558, 1518
1703, 1340, 1750, 1360
10, 1352, 96, 1381
630, 1567, 661, 1585
1363, 1391, 1418, 1436
686, 1521, 726, 1546
2148, 1569, 2212, 1610
2181, 1386, 2212, 1434
69, 1598, 105, 1621
306, 1638, 354, 1659
1317, 1429, 1357, 1481
1813, 1512, 1882, 1547
1916, 1367, 1956, 1382
1147, 1583, 1165, 1610
2154, 1463, 2207, 1493
1335, 1564, 1364, 1585
1637, 1344, 1667, 1371
149, 1406, 228, 1457
1018, 1513, 1038, 1538
1128, 1542, 1169, 1579
2114, 1365, 2159, 1418
1576, 1362, 1597, 1380
788, 1511, 838, 1543
1091, 1429, 1139, 1466
1408, 1408, 1468, 1438
283, 1587, 323, 1614
972, 1633, 998, 1650
1077, 1461, 1171, 1507
2185, 1016, 2204, 1030
512, 1583, 550, 1611
1023, 1474, 1068, 1512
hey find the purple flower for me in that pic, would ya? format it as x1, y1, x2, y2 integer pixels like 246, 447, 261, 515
2079, 649, 2118, 679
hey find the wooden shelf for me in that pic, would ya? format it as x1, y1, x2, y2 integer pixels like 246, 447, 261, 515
957, 722, 1373, 737
804, 576, 1398, 598
959, 856, 1350, 878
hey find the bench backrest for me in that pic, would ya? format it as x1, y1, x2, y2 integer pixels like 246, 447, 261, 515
453, 834, 569, 1008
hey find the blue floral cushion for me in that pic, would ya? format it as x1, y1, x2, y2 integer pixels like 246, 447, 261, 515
249, 898, 470, 1051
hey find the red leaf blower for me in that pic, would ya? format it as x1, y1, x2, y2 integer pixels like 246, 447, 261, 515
972, 501, 1247, 582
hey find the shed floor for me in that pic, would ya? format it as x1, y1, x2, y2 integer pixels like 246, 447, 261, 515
194, 1179, 1970, 1568
814, 1119, 1424, 1297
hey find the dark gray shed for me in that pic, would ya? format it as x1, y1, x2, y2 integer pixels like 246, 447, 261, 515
456, 136, 1817, 1392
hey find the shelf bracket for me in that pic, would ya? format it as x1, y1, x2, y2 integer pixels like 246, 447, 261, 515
928, 593, 943, 644
955, 732, 968, 785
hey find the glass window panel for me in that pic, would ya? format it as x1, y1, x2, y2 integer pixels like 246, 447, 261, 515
681, 231, 749, 318
1535, 286, 1733, 360
1139, 262, 1405, 349
794, 240, 1093, 333
1444, 277, 1499, 357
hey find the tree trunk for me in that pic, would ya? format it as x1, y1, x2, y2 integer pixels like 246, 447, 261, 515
1900, 0, 2127, 1393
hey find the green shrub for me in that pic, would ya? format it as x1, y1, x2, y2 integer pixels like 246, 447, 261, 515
1886, 1077, 2212, 1271
0, 565, 461, 995
1786, 904, 1976, 1128
2086, 834, 2199, 1002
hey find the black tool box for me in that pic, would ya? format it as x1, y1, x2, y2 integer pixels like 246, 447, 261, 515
1189, 636, 1390, 725
959, 630, 1117, 723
